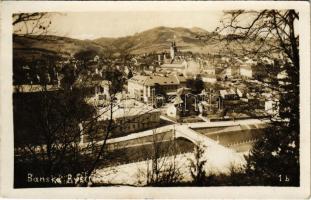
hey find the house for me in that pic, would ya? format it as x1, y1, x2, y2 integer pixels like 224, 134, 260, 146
240, 61, 269, 80
239, 58, 259, 78
166, 89, 199, 119
166, 104, 181, 119
240, 64, 253, 78
127, 75, 146, 101
235, 86, 249, 98
78, 80, 112, 106
128, 74, 181, 103
203, 66, 216, 75
202, 74, 217, 84
225, 66, 240, 78
277, 70, 288, 85
265, 99, 279, 115
183, 59, 202, 78
219, 89, 239, 100
160, 61, 187, 72
225, 67, 232, 77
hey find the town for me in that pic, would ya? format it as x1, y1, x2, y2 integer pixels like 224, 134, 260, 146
13, 35, 289, 186
13, 19, 298, 188
7, 4, 301, 191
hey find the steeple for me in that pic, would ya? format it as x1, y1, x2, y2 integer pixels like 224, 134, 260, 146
170, 38, 177, 61
170, 42, 175, 60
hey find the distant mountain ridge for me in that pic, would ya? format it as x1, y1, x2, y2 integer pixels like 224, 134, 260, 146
13, 34, 109, 60
13, 26, 264, 60
93, 26, 212, 54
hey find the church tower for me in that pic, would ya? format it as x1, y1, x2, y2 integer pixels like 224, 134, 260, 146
170, 33, 177, 60
170, 42, 175, 59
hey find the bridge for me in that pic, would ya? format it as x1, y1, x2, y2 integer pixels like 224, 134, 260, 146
80, 118, 269, 152
175, 125, 215, 146
175, 125, 237, 153
174, 125, 245, 171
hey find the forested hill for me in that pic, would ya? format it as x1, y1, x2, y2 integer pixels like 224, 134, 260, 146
13, 26, 268, 61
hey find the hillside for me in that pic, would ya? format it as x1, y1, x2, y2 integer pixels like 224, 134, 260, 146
93, 26, 266, 55
13, 26, 269, 61
94, 26, 214, 55
13, 35, 108, 62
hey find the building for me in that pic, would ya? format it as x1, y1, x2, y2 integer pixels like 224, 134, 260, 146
160, 60, 187, 72
13, 84, 60, 93
158, 40, 195, 74
166, 90, 200, 119
71, 74, 113, 106
218, 89, 246, 112
174, 73, 187, 88
225, 65, 240, 78
158, 39, 180, 64
235, 86, 249, 98
240, 64, 253, 78
127, 75, 146, 101
128, 74, 181, 103
203, 65, 216, 75
277, 70, 289, 85
183, 59, 202, 78
219, 89, 239, 100
166, 104, 181, 119
83, 80, 112, 106
239, 59, 259, 79
202, 74, 217, 84
265, 99, 280, 115
81, 100, 161, 143
170, 41, 177, 60
240, 61, 269, 80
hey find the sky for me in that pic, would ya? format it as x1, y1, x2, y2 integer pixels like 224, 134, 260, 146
46, 11, 224, 40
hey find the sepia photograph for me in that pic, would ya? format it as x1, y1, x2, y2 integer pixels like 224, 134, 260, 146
0, 1, 310, 199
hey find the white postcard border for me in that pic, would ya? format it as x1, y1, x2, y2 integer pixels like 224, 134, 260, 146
0, 1, 310, 199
